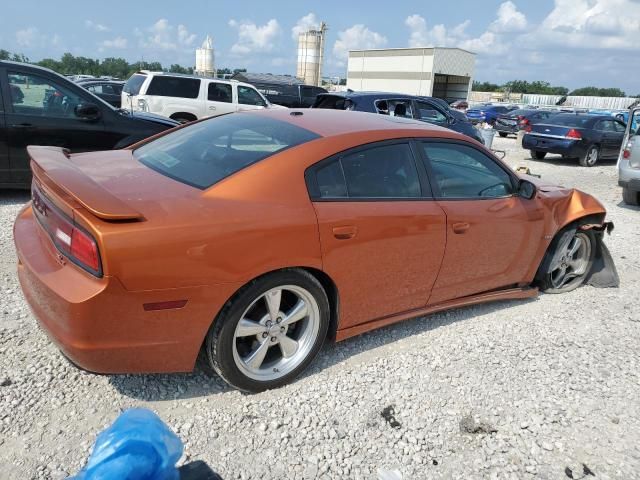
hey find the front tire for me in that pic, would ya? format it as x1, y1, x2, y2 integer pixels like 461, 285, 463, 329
536, 227, 596, 294
531, 150, 547, 160
205, 269, 329, 392
579, 144, 599, 167
622, 187, 640, 206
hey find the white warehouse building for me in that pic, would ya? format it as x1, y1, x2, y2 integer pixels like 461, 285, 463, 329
347, 47, 476, 101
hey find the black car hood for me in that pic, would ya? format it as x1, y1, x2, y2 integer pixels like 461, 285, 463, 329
127, 111, 179, 127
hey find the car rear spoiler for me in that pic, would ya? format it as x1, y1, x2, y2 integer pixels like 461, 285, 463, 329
28, 146, 145, 221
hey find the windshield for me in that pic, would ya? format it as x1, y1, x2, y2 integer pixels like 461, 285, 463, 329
123, 74, 147, 95
134, 114, 320, 189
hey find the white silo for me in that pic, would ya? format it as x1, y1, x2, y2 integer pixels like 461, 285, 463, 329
195, 35, 215, 77
296, 22, 327, 87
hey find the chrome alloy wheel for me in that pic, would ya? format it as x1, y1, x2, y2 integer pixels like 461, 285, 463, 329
586, 146, 599, 166
550, 232, 592, 289
232, 285, 320, 381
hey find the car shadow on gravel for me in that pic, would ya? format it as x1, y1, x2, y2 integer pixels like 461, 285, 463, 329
527, 154, 618, 168
616, 201, 640, 212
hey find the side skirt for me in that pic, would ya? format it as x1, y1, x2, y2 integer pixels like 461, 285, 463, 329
335, 286, 539, 342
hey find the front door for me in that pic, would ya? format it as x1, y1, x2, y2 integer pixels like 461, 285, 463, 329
4, 69, 107, 185
205, 81, 236, 117
307, 141, 447, 329
418, 140, 545, 304
237, 85, 268, 112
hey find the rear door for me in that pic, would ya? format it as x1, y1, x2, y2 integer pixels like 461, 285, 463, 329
205, 81, 236, 117
595, 119, 620, 157
307, 141, 447, 329
4, 68, 108, 185
419, 140, 545, 303
0, 71, 9, 185
237, 85, 268, 112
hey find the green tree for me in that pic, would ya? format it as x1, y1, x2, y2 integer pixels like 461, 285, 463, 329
0, 49, 12, 60
169, 64, 193, 74
472, 81, 500, 92
570, 86, 626, 97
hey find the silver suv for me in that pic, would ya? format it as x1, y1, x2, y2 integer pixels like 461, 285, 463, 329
618, 107, 640, 206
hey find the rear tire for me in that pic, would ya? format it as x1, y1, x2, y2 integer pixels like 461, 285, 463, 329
531, 150, 547, 160
579, 144, 599, 167
536, 227, 596, 294
622, 187, 640, 206
205, 269, 329, 393
499, 132, 508, 138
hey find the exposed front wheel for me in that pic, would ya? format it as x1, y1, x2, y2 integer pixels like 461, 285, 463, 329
622, 187, 640, 206
579, 145, 599, 167
531, 150, 547, 160
205, 270, 329, 392
537, 228, 596, 294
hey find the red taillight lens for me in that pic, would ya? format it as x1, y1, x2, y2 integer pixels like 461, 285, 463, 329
519, 118, 530, 126
71, 228, 100, 272
566, 129, 582, 139
525, 125, 532, 132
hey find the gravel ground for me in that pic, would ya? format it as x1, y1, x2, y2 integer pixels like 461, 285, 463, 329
1, 136, 639, 479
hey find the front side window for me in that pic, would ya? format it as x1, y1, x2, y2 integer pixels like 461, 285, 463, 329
313, 143, 422, 199
422, 143, 514, 199
414, 101, 447, 125
208, 82, 232, 103
8, 71, 84, 118
146, 76, 201, 99
123, 74, 146, 95
134, 114, 319, 189
238, 86, 266, 106
613, 121, 626, 133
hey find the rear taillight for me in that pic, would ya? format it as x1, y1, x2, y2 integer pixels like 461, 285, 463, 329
32, 185, 102, 276
566, 129, 582, 139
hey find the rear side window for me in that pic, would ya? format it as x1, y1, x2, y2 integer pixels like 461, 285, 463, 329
545, 114, 593, 128
123, 74, 146, 95
313, 95, 353, 110
312, 143, 422, 199
146, 76, 201, 99
208, 82, 232, 103
134, 114, 319, 189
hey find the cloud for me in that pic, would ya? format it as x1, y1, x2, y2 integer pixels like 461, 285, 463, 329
229, 19, 281, 55
405, 14, 470, 48
16, 27, 39, 47
292, 13, 320, 40
333, 24, 387, 64
100, 36, 128, 49
489, 1, 527, 33
139, 19, 197, 51
85, 20, 110, 33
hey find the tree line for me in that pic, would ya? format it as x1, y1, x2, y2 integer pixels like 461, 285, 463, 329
473, 80, 634, 98
0, 50, 246, 80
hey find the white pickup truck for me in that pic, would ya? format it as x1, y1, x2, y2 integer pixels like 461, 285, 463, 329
121, 71, 284, 123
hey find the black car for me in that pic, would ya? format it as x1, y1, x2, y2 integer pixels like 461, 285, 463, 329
522, 114, 626, 167
0, 61, 178, 188
494, 109, 557, 137
231, 73, 327, 108
312, 91, 484, 144
77, 80, 125, 108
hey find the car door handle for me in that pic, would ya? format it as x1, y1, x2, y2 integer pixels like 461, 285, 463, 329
208, 106, 216, 110
11, 123, 34, 129
332, 225, 357, 240
452, 222, 470, 234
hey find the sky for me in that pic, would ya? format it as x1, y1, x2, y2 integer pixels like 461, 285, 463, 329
1, 0, 639, 93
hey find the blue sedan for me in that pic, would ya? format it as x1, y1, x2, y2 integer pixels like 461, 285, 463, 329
466, 104, 519, 125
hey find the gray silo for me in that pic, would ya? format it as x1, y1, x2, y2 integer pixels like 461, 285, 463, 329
296, 22, 327, 87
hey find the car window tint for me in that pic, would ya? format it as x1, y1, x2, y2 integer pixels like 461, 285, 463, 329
8, 71, 84, 118
340, 144, 421, 198
422, 143, 514, 199
613, 121, 626, 133
316, 160, 348, 198
134, 114, 319, 189
146, 76, 201, 99
208, 82, 232, 103
123, 74, 147, 95
238, 86, 266, 106
313, 95, 353, 110
415, 101, 447, 124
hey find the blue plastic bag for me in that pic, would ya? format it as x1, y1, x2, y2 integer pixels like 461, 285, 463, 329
70, 408, 183, 480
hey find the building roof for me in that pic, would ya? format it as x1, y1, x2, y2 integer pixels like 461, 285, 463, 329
349, 46, 476, 56
231, 72, 304, 86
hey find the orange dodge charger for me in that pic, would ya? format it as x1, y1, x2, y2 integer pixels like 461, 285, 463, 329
14, 109, 617, 392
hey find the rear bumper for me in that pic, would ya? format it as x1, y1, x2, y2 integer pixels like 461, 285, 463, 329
14, 205, 240, 374
494, 123, 518, 134
522, 135, 586, 157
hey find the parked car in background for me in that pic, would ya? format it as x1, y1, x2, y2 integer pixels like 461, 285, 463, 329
77, 80, 124, 108
450, 100, 468, 111
14, 108, 616, 393
466, 104, 519, 125
0, 61, 178, 189
122, 71, 281, 123
523, 114, 626, 167
312, 91, 484, 144
494, 109, 557, 137
230, 72, 327, 108
618, 107, 640, 205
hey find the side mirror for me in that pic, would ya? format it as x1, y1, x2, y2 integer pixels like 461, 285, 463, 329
447, 114, 455, 126
75, 103, 101, 121
518, 179, 537, 200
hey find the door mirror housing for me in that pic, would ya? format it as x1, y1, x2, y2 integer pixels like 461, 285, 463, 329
447, 114, 456, 126
75, 103, 102, 121
518, 179, 537, 200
